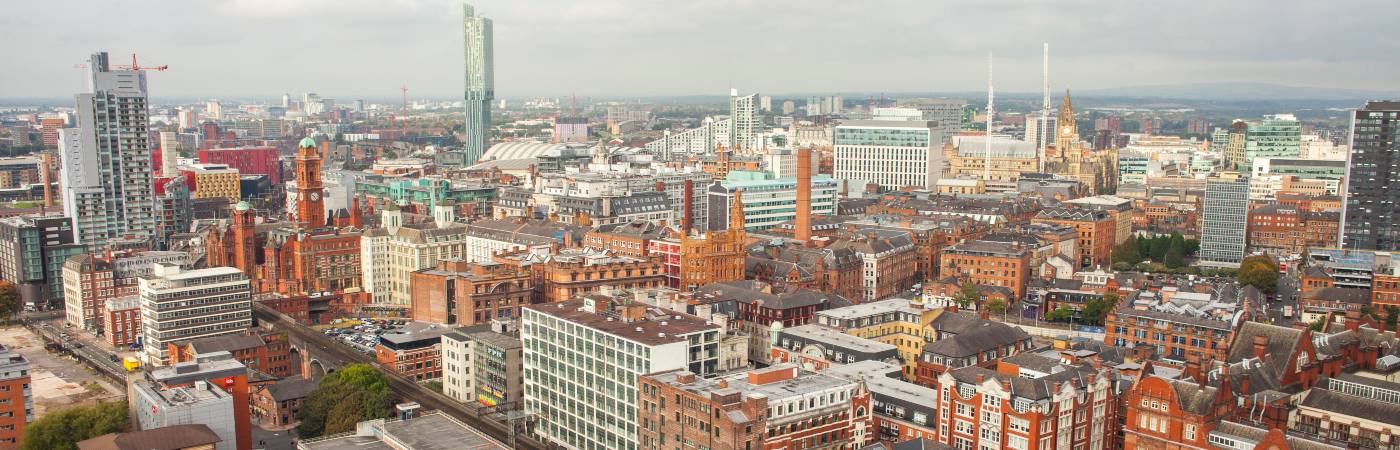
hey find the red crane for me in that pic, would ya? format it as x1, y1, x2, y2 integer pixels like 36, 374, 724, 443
400, 84, 408, 136
114, 54, 168, 71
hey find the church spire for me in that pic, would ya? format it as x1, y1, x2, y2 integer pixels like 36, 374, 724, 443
729, 189, 745, 233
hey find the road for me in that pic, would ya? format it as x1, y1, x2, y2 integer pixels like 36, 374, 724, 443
1266, 261, 1301, 325
252, 304, 552, 450
27, 321, 127, 380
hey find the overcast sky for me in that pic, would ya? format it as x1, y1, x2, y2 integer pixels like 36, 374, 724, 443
3, 0, 1398, 100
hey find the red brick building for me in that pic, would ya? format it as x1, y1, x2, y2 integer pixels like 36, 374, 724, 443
584, 220, 666, 258
931, 357, 1119, 450
1034, 207, 1116, 268
167, 332, 295, 378
198, 146, 282, 184
374, 322, 451, 381
638, 365, 873, 450
1246, 204, 1340, 257
1373, 266, 1400, 310
938, 240, 1032, 302
410, 258, 532, 325
0, 345, 30, 450
250, 377, 316, 428
1122, 373, 1234, 450
101, 297, 141, 347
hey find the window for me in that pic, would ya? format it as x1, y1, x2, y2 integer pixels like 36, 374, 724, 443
1184, 424, 1196, 441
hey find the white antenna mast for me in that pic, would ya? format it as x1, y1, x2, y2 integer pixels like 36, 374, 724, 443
984, 52, 994, 181
1040, 43, 1050, 173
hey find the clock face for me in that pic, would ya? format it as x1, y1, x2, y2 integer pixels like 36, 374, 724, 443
1062, 126, 1074, 135
310, 192, 320, 201
802, 344, 825, 360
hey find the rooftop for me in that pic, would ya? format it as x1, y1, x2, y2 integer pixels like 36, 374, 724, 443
299, 411, 509, 450
525, 298, 719, 346
77, 424, 222, 450
780, 324, 899, 355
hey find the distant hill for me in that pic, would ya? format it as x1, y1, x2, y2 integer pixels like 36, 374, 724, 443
1080, 82, 1400, 101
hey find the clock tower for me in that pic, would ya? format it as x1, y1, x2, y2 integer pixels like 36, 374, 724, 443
1053, 88, 1078, 153
294, 136, 325, 227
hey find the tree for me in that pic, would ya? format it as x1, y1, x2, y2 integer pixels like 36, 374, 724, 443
986, 298, 1007, 316
297, 364, 393, 439
1237, 255, 1280, 295
21, 401, 128, 450
1047, 306, 1074, 323
0, 280, 18, 322
953, 283, 980, 309
1136, 236, 1152, 261
1308, 317, 1327, 332
1183, 239, 1201, 256
1149, 236, 1171, 262
1386, 306, 1400, 329
1111, 239, 1141, 266
1164, 248, 1186, 269
1169, 232, 1187, 256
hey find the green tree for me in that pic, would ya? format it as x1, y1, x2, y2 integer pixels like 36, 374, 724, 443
422, 380, 443, 394
953, 283, 980, 309
1149, 236, 1171, 262
1164, 248, 1186, 269
297, 364, 394, 439
21, 401, 128, 450
0, 280, 18, 322
1183, 239, 1200, 256
1308, 317, 1326, 332
1047, 306, 1074, 323
1386, 306, 1400, 329
1237, 255, 1280, 295
1169, 232, 1186, 255
1136, 236, 1152, 261
1111, 239, 1141, 266
986, 298, 1007, 316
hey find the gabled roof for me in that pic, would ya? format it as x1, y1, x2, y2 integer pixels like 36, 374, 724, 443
265, 377, 318, 402
923, 322, 1030, 358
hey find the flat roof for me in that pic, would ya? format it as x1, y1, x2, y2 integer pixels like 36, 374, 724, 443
836, 120, 935, 129
525, 299, 718, 346
300, 411, 509, 450
649, 364, 854, 402
817, 298, 923, 321
780, 324, 898, 354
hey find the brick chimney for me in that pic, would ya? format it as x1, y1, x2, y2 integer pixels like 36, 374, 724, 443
1185, 353, 1204, 386
795, 147, 813, 245
1252, 335, 1269, 360
682, 179, 694, 234
656, 180, 666, 192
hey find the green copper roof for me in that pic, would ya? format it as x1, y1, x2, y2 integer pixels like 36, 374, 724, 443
235, 201, 251, 211
299, 136, 316, 148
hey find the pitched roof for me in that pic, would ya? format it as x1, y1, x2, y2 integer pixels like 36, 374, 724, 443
77, 425, 221, 450
1300, 385, 1400, 426
266, 377, 318, 402
923, 322, 1031, 358
184, 333, 266, 355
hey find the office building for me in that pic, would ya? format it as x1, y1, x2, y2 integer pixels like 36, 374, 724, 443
0, 214, 82, 309
375, 321, 451, 381
898, 99, 964, 143
522, 296, 721, 450
410, 259, 531, 326
59, 51, 158, 245
706, 176, 837, 232
834, 120, 946, 191
1200, 173, 1250, 266
130, 353, 251, 450
463, 3, 494, 163
140, 265, 252, 365
361, 204, 470, 305
939, 240, 1032, 301
0, 345, 31, 449
440, 325, 522, 407
180, 164, 240, 203
1245, 114, 1302, 160
1341, 101, 1400, 251
197, 146, 280, 185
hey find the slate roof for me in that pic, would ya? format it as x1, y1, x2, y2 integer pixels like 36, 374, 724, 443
693, 280, 851, 310
923, 322, 1031, 358
77, 425, 221, 450
1167, 377, 1222, 416
948, 362, 1108, 402
1300, 385, 1400, 426
185, 333, 266, 355
266, 377, 318, 402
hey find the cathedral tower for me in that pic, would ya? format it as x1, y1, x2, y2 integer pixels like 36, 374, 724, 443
1054, 89, 1078, 153
294, 136, 326, 227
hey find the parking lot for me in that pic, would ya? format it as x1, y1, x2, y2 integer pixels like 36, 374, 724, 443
0, 326, 126, 416
317, 318, 409, 354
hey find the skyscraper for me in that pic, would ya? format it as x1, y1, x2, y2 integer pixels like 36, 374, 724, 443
1341, 101, 1400, 251
1200, 172, 1250, 266
728, 90, 760, 150
463, 3, 494, 164
59, 51, 157, 245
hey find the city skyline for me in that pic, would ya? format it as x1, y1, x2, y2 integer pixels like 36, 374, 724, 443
4, 0, 1400, 99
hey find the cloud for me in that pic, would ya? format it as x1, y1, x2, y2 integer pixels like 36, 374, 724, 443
2, 0, 1398, 100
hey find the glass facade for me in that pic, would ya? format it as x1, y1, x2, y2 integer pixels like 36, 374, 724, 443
1200, 177, 1250, 264
1342, 102, 1400, 251
463, 4, 494, 164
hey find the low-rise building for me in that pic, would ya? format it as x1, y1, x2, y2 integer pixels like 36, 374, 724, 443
440, 324, 522, 407
913, 315, 1032, 383
409, 259, 531, 326
375, 321, 452, 381
1033, 207, 1116, 268
832, 230, 918, 302
296, 409, 509, 450
771, 324, 901, 371
130, 354, 250, 450
939, 240, 1032, 302
167, 332, 293, 378
76, 424, 223, 450
639, 364, 874, 450
496, 247, 665, 304
931, 356, 1119, 450
1103, 284, 1260, 363
249, 378, 316, 428
816, 298, 941, 379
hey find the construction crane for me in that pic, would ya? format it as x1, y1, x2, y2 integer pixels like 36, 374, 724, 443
400, 84, 408, 136
114, 54, 168, 71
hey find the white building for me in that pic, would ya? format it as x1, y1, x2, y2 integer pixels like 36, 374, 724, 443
59, 52, 158, 245
361, 204, 470, 305
139, 265, 251, 364
522, 296, 720, 450
834, 120, 947, 191
130, 354, 247, 450
643, 117, 731, 159
707, 176, 838, 231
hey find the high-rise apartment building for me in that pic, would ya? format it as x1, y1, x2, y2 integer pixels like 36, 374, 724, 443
0, 214, 81, 309
59, 51, 157, 245
1200, 173, 1250, 266
899, 98, 965, 144
834, 120, 946, 191
1341, 101, 1400, 251
463, 3, 494, 164
522, 296, 720, 450
728, 90, 762, 150
140, 265, 252, 364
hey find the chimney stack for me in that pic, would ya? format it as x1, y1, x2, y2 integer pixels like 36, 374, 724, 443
1252, 335, 1269, 360
656, 180, 666, 192
795, 147, 813, 245
682, 179, 694, 234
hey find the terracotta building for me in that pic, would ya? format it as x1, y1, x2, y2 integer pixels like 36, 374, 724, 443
678, 190, 748, 291
494, 247, 665, 304
410, 258, 532, 325
584, 220, 667, 258
938, 240, 1032, 302
692, 280, 852, 364
830, 229, 918, 302
745, 241, 864, 302
842, 214, 987, 282
1033, 207, 1116, 268
1374, 265, 1400, 309
1121, 373, 1235, 450
638, 364, 873, 450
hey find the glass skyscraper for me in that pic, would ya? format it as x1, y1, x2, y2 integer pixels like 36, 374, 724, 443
1341, 101, 1400, 251
463, 3, 494, 164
